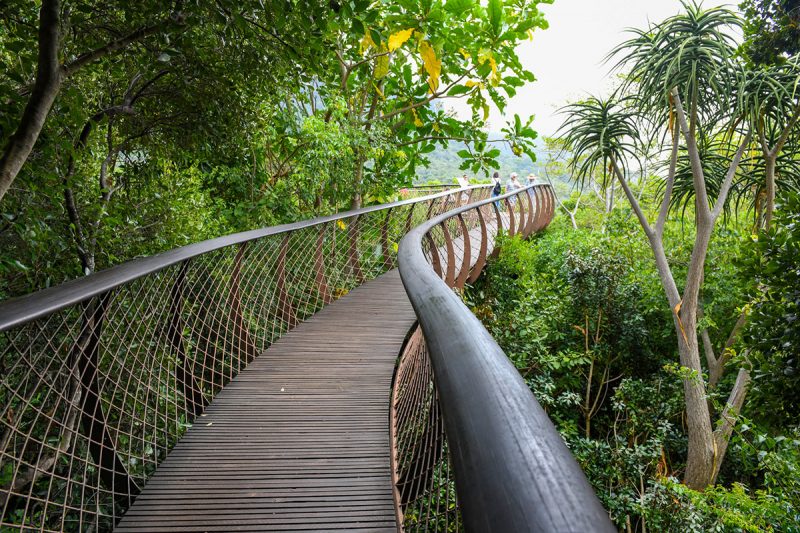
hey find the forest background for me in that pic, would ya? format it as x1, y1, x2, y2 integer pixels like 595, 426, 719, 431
3, 0, 800, 531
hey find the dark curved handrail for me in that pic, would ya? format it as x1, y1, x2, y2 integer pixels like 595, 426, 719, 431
0, 185, 490, 331
397, 183, 615, 531
0, 185, 492, 531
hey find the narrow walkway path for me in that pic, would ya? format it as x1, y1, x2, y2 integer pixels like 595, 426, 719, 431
116, 270, 416, 532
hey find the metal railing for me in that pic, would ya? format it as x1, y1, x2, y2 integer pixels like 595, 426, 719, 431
395, 184, 615, 531
0, 186, 491, 532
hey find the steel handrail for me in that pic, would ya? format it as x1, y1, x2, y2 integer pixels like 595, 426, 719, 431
0, 184, 494, 530
397, 183, 615, 531
0, 185, 490, 331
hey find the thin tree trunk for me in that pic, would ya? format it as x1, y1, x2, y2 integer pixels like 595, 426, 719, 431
710, 367, 750, 483
351, 159, 365, 209
763, 154, 777, 229
0, 0, 62, 203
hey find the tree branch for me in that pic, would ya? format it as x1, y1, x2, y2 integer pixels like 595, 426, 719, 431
711, 367, 751, 483
611, 156, 653, 237
656, 122, 680, 237
711, 130, 752, 222
709, 309, 748, 388
771, 100, 800, 156
61, 18, 177, 79
672, 88, 711, 223
0, 0, 61, 203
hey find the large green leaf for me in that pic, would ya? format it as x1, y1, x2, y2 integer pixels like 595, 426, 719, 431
488, 0, 503, 36
444, 0, 473, 15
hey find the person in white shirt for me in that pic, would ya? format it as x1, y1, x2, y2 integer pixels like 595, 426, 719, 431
508, 172, 522, 205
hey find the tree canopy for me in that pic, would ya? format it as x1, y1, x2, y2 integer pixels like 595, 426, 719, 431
0, 0, 551, 296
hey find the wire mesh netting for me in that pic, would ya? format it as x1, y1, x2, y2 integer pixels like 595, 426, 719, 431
0, 187, 497, 532
390, 185, 556, 532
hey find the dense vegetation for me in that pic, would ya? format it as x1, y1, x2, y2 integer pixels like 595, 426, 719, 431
465, 1, 800, 530
470, 191, 800, 530
3, 0, 800, 530
0, 0, 550, 299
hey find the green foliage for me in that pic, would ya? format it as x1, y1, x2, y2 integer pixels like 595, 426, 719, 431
0, 0, 553, 298
465, 193, 797, 529
742, 193, 800, 424
740, 0, 800, 66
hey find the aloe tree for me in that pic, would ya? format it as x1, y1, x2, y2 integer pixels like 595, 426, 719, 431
560, 2, 758, 490
737, 58, 800, 228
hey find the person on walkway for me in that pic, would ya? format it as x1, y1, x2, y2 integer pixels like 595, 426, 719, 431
527, 173, 537, 185
491, 171, 502, 208
456, 173, 470, 203
508, 172, 522, 206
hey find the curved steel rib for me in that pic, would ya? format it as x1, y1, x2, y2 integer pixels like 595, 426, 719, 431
396, 184, 614, 532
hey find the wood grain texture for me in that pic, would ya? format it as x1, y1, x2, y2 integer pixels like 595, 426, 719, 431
115, 270, 416, 532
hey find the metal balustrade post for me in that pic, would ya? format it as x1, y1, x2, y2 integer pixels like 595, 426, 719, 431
230, 244, 258, 366
75, 292, 141, 505
404, 203, 417, 234
276, 233, 298, 328
517, 192, 527, 235
381, 208, 394, 269
490, 201, 504, 259
504, 197, 517, 237
426, 196, 441, 219
439, 222, 457, 287
346, 215, 365, 283
545, 186, 556, 227
467, 206, 489, 284
531, 187, 543, 233
454, 213, 472, 289
315, 223, 333, 304
425, 233, 443, 278
169, 260, 208, 417
523, 188, 536, 237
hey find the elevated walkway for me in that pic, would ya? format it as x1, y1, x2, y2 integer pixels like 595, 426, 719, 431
0, 184, 614, 532
116, 271, 414, 532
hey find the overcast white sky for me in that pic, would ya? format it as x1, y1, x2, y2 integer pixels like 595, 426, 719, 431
451, 0, 735, 137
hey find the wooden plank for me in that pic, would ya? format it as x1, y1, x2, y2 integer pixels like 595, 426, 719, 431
115, 270, 416, 532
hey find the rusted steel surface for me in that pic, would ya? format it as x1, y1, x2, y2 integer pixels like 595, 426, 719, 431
115, 270, 416, 532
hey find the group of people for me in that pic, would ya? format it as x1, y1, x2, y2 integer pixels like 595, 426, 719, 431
455, 172, 538, 192
454, 171, 539, 208
490, 171, 537, 207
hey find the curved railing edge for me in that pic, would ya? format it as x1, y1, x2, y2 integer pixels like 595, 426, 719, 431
0, 185, 488, 331
397, 183, 615, 531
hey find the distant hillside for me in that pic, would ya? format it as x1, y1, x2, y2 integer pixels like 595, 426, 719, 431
413, 137, 575, 198
413, 139, 545, 184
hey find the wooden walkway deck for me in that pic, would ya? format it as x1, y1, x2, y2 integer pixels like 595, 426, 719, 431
115, 270, 417, 532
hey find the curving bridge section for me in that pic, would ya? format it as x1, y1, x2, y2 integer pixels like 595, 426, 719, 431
0, 184, 613, 532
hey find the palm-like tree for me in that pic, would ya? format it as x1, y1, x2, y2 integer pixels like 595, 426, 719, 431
737, 58, 800, 227
560, 1, 758, 490
558, 96, 641, 190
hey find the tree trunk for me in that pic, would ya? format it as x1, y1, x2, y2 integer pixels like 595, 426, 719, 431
763, 154, 777, 230
678, 325, 717, 489
350, 158, 365, 209
0, 0, 62, 203
710, 368, 750, 483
